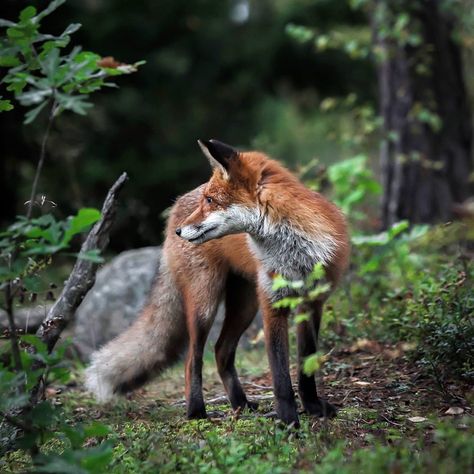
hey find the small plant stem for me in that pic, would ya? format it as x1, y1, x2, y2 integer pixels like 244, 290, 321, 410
26, 100, 57, 220
5, 281, 23, 372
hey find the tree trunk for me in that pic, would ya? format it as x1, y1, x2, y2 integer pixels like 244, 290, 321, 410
374, 0, 473, 228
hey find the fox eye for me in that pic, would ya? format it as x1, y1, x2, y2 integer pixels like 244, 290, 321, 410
205, 196, 213, 204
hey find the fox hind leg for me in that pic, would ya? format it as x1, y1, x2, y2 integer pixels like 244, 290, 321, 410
297, 300, 337, 418
215, 273, 258, 412
184, 283, 222, 420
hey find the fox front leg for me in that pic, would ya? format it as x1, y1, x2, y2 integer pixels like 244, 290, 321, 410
296, 300, 337, 418
259, 293, 299, 427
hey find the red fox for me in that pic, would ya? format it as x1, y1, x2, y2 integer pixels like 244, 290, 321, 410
85, 140, 349, 426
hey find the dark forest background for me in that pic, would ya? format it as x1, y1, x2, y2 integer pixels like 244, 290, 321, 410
1, 0, 379, 251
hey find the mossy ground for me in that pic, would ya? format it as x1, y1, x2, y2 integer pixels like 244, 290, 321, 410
2, 339, 472, 473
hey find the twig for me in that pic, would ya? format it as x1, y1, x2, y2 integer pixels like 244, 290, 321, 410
242, 382, 273, 390
26, 100, 57, 220
172, 393, 273, 407
380, 414, 403, 427
341, 390, 353, 404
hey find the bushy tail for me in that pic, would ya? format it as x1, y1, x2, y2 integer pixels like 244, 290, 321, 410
84, 257, 186, 402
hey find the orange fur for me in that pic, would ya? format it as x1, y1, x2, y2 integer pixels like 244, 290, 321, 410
180, 150, 349, 285
86, 143, 349, 426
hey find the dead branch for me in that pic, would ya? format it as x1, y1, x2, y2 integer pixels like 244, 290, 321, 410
27, 173, 128, 405
36, 172, 128, 352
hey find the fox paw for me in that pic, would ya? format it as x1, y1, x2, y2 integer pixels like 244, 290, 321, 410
303, 399, 337, 418
187, 404, 207, 420
246, 400, 259, 411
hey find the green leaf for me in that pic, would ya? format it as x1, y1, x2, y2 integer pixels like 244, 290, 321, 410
7, 27, 25, 39
55, 92, 93, 116
22, 276, 43, 292
308, 283, 331, 300
17, 87, 53, 107
359, 257, 381, 274
80, 443, 114, 473
388, 220, 409, 239
0, 98, 14, 112
285, 23, 314, 43
308, 262, 325, 282
303, 352, 325, 376
271, 274, 289, 291
60, 23, 82, 37
0, 55, 20, 67
61, 425, 86, 450
49, 367, 70, 384
16, 432, 41, 450
0, 19, 17, 28
76, 249, 104, 263
24, 100, 48, 124
352, 232, 389, 247
84, 422, 111, 438
30, 401, 57, 428
273, 296, 304, 310
35, 0, 67, 23
41, 47, 61, 81
62, 208, 101, 245
19, 6, 37, 22
294, 313, 310, 324
23, 244, 65, 256
21, 334, 48, 355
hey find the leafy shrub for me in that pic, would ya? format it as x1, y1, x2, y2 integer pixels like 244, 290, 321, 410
0, 0, 143, 469
394, 263, 473, 382
326, 220, 473, 383
0, 0, 143, 122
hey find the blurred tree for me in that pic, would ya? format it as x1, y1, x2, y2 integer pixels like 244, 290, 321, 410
0, 0, 374, 250
373, 0, 473, 227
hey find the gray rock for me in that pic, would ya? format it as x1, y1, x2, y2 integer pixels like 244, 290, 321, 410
0, 304, 52, 333
74, 247, 262, 360
73, 247, 161, 359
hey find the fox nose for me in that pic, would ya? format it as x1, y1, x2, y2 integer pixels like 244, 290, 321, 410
175, 228, 182, 236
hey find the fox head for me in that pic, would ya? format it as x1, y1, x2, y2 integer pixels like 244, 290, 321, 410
176, 139, 262, 244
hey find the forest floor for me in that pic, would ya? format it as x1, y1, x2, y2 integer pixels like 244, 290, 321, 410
4, 338, 472, 473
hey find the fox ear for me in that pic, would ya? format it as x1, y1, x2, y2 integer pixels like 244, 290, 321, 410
197, 139, 238, 179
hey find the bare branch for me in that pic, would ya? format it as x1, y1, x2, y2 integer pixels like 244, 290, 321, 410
26, 101, 57, 220
36, 172, 128, 352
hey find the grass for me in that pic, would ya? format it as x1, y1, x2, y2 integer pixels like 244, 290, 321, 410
1, 338, 472, 473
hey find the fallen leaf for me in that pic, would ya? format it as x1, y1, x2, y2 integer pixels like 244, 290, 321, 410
401, 342, 417, 351
445, 407, 464, 415
45, 387, 57, 398
349, 339, 382, 353
384, 348, 402, 359
408, 416, 428, 423
354, 381, 371, 386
